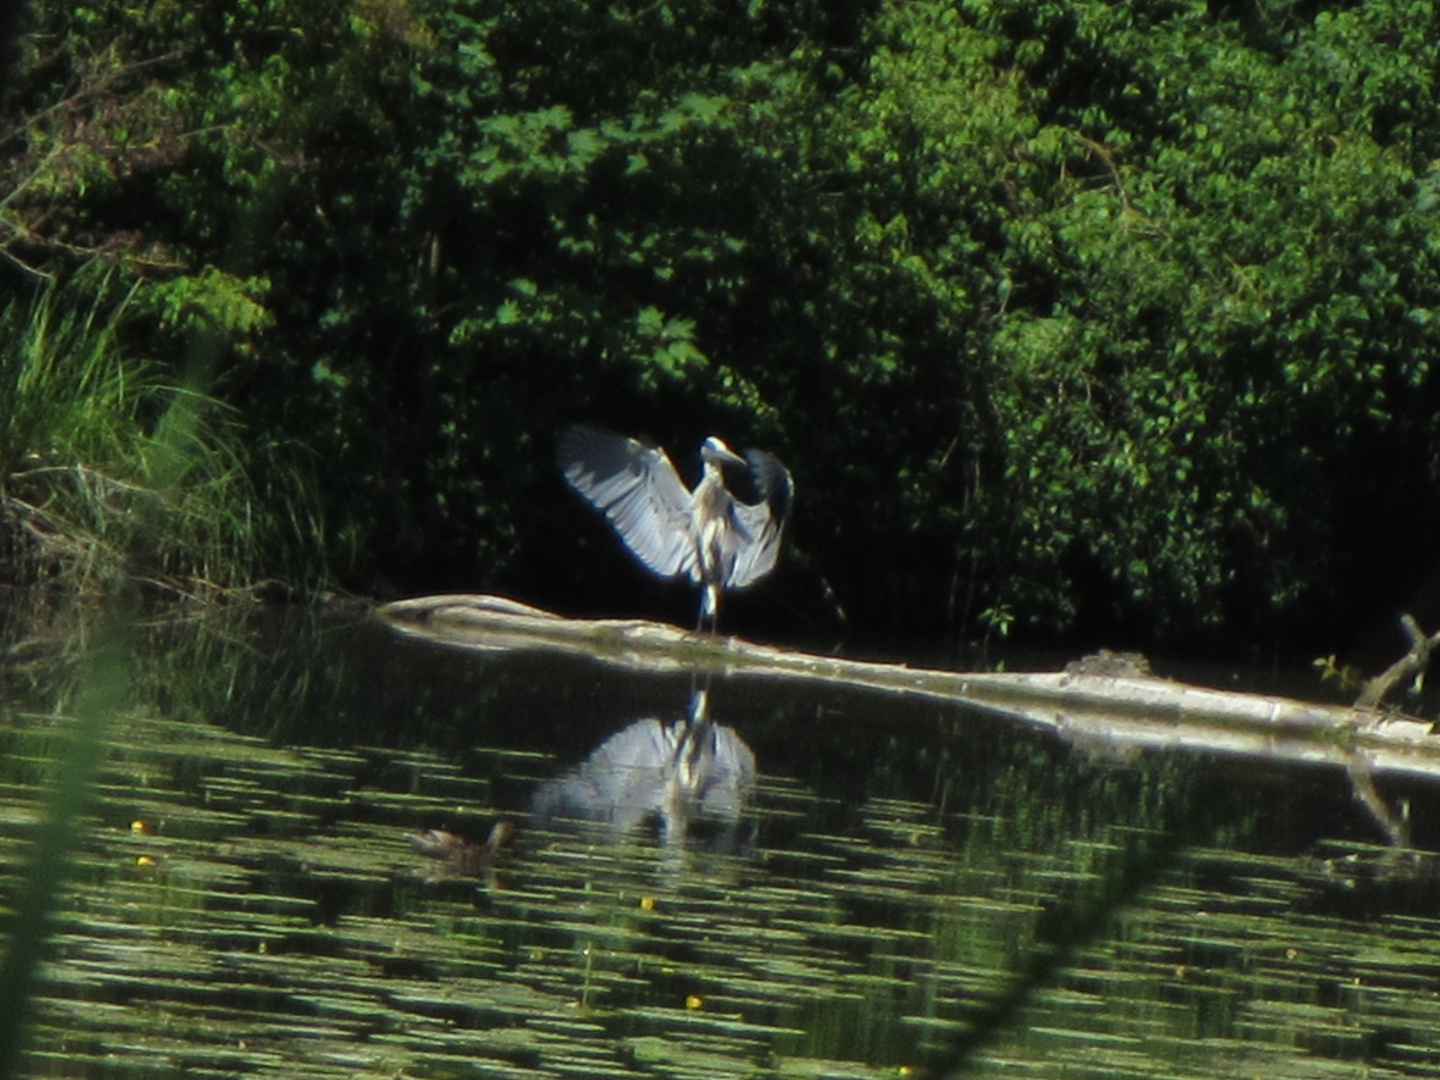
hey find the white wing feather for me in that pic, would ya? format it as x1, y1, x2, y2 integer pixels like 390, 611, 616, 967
558, 425, 698, 580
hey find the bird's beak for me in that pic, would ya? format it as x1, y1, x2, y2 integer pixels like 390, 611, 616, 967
704, 437, 746, 468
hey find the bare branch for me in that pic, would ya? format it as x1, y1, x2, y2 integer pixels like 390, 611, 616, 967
1355, 614, 1440, 709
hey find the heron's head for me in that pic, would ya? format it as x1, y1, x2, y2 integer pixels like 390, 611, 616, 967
700, 436, 746, 469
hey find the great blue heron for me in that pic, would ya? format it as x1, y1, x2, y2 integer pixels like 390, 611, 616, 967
557, 424, 793, 630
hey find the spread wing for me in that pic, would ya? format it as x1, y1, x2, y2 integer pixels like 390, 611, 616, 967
726, 448, 793, 588
557, 425, 697, 580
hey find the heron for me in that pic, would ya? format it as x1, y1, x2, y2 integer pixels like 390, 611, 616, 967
557, 424, 793, 630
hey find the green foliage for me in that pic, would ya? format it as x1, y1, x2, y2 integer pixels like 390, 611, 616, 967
813, 0, 1440, 644
146, 268, 272, 339
8, 0, 1440, 651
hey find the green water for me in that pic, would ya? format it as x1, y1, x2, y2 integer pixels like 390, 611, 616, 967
2, 607, 1439, 1078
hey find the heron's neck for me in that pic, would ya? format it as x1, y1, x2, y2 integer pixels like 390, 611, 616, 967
695, 463, 728, 509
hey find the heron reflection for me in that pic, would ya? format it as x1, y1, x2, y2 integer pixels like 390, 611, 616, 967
557, 425, 793, 630
530, 689, 756, 851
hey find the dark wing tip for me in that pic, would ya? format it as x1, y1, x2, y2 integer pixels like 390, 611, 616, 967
722, 448, 793, 589
556, 423, 612, 470
743, 448, 794, 522
556, 425, 641, 496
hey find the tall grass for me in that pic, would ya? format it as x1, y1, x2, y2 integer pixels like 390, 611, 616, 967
0, 267, 304, 594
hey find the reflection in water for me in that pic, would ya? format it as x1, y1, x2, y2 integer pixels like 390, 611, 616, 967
11, 610, 1440, 1080
530, 688, 756, 852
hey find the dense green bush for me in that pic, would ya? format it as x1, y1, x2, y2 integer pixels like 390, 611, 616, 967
5, 0, 1440, 656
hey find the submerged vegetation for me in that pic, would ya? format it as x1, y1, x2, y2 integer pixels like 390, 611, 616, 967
4, 610, 1440, 1077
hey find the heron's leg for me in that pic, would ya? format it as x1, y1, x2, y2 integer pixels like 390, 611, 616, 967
697, 581, 721, 633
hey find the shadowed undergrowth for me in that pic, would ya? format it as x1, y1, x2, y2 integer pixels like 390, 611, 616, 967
0, 266, 319, 596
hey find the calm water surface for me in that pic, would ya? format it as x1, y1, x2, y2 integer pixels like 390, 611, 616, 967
3, 606, 1440, 1079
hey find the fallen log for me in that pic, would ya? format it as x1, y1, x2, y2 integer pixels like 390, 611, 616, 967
375, 593, 1440, 785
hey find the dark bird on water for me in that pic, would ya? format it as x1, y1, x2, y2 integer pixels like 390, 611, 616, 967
557, 424, 794, 630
